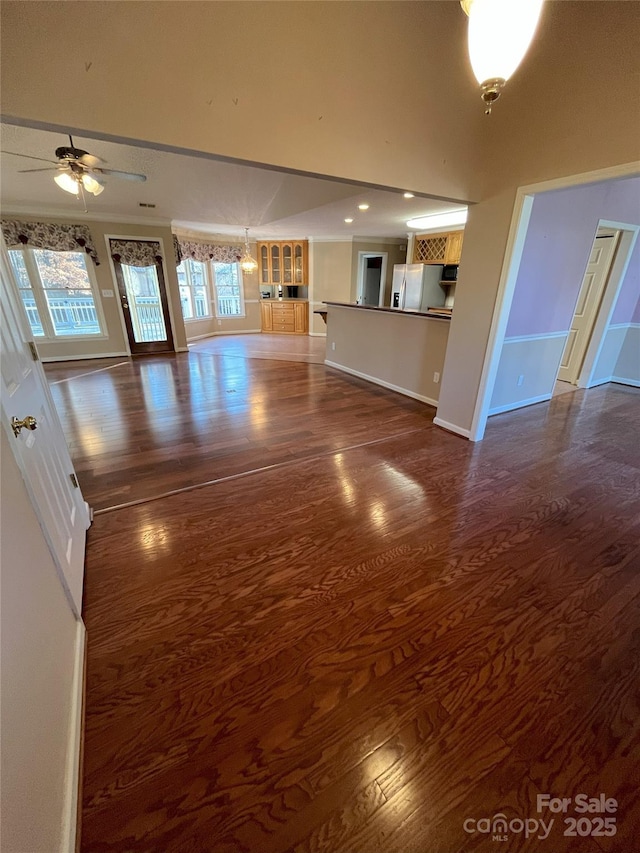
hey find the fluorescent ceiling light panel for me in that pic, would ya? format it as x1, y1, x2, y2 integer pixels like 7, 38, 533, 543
406, 209, 468, 230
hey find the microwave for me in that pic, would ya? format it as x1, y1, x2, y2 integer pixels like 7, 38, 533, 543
441, 264, 458, 282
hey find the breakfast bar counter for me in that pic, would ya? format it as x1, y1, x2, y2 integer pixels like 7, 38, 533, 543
322, 301, 451, 408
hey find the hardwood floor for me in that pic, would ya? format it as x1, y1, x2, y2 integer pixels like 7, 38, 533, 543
52, 351, 640, 852
46, 343, 429, 512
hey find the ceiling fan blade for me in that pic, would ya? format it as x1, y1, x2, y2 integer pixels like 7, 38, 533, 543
78, 153, 105, 168
17, 167, 60, 173
98, 168, 147, 182
2, 151, 58, 164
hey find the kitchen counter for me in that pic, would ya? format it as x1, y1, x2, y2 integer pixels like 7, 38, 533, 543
322, 301, 451, 408
323, 301, 451, 320
261, 298, 309, 302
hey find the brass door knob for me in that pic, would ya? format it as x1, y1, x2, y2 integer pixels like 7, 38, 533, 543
11, 415, 38, 437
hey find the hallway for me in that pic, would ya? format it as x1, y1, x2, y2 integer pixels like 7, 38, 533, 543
46, 350, 640, 852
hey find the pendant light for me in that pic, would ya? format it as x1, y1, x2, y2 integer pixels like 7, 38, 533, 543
461, 0, 544, 114
240, 227, 258, 274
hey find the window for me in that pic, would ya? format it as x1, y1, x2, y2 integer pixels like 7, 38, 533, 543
176, 258, 210, 320
212, 262, 244, 317
8, 248, 104, 338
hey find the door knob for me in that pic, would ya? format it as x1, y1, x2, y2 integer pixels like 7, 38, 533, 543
11, 415, 38, 437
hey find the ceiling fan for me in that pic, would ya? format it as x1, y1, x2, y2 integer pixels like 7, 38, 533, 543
2, 134, 147, 198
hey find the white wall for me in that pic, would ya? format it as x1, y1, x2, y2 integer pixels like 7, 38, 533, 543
0, 426, 82, 853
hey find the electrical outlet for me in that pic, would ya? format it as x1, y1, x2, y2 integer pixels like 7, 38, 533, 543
517, 374, 524, 386
331, 341, 336, 351
433, 371, 440, 383
218, 320, 222, 326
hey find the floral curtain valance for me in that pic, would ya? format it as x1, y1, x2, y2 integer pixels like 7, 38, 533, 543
109, 239, 163, 268
176, 238, 242, 265
1, 219, 100, 266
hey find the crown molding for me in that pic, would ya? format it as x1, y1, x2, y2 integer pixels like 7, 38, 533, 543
1, 204, 172, 228
308, 236, 354, 243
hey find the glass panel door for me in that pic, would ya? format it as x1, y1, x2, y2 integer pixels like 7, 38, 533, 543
270, 244, 281, 285
113, 260, 174, 354
260, 245, 269, 284
282, 243, 292, 284
294, 243, 304, 284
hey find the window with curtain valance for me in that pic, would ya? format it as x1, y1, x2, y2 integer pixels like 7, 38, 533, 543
174, 238, 242, 265
1, 219, 100, 266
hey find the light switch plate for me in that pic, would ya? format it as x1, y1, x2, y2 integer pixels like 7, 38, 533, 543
101, 289, 114, 297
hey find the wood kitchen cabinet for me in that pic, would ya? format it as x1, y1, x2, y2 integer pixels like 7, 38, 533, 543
260, 300, 309, 335
413, 230, 464, 265
258, 241, 308, 286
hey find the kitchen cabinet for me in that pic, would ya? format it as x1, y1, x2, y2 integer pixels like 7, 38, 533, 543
413, 230, 464, 265
258, 241, 308, 286
260, 300, 309, 335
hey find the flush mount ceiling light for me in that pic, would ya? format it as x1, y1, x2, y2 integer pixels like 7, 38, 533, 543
358, 203, 370, 211
406, 209, 468, 230
344, 217, 354, 223
403, 192, 415, 199
240, 227, 258, 274
461, 0, 544, 115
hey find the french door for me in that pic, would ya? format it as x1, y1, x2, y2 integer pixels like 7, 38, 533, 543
113, 258, 174, 354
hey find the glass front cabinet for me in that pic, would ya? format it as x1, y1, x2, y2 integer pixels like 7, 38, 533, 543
258, 240, 308, 287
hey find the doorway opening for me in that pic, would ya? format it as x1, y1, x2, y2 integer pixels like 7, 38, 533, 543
357, 252, 387, 307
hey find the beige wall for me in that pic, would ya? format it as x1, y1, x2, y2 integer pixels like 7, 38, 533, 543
309, 240, 353, 335
3, 215, 188, 360
325, 304, 449, 406
0, 1, 483, 203
1, 426, 81, 852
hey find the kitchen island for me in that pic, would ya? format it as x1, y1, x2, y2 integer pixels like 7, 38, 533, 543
323, 301, 451, 408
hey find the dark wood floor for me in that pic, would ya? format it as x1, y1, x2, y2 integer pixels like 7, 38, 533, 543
46, 347, 431, 512
49, 352, 640, 852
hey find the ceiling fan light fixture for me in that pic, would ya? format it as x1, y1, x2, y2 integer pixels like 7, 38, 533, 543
82, 172, 105, 196
240, 227, 258, 274
54, 170, 80, 195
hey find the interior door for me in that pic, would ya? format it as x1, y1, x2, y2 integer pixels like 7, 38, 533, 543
1, 239, 90, 616
113, 259, 174, 354
558, 233, 618, 384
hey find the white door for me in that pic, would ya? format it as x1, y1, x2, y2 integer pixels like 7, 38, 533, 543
558, 233, 618, 384
1, 239, 90, 616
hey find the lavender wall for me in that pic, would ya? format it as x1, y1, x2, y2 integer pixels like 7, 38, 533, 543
506, 177, 640, 337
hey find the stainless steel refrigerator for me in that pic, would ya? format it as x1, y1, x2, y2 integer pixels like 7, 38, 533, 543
390, 264, 444, 311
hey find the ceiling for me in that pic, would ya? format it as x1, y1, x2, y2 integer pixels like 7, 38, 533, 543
0, 123, 467, 240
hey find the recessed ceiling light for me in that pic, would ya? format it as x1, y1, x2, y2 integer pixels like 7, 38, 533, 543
344, 217, 354, 223
358, 203, 369, 211
407, 209, 468, 230
403, 192, 415, 199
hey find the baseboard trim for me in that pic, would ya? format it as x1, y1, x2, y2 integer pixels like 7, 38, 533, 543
432, 417, 471, 439
309, 332, 327, 337
61, 620, 86, 853
611, 376, 640, 387
489, 393, 552, 416
213, 329, 262, 336
325, 359, 438, 408
40, 351, 129, 363
188, 329, 262, 342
